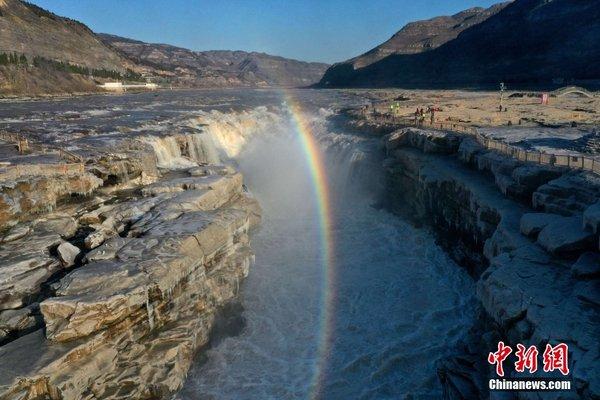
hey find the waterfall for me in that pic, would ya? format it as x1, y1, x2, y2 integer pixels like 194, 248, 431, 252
295, 107, 384, 199
191, 107, 285, 158
189, 104, 382, 197
141, 136, 194, 169
141, 133, 221, 169
185, 133, 220, 165
320, 134, 382, 198
141, 135, 203, 170
141, 105, 379, 188
137, 107, 285, 171
180, 100, 476, 400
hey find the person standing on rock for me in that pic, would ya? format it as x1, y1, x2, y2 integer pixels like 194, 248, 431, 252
430, 107, 435, 125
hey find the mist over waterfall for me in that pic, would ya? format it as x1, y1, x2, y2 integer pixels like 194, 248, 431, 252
191, 107, 286, 159
178, 105, 477, 399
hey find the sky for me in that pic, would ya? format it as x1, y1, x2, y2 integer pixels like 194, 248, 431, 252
31, 0, 502, 64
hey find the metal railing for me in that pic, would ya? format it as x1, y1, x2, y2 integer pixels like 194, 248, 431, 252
364, 112, 600, 175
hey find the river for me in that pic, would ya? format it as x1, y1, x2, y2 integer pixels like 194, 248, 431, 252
177, 93, 477, 399
0, 89, 477, 400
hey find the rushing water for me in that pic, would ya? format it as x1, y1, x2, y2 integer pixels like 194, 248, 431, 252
0, 89, 477, 400
177, 101, 477, 400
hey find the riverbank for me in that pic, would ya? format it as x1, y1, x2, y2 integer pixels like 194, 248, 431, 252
0, 107, 261, 398
0, 88, 597, 399
380, 125, 599, 398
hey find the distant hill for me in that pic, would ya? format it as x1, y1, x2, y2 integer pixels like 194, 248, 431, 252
0, 0, 128, 71
319, 0, 600, 89
100, 34, 329, 88
346, 3, 509, 70
0, 0, 138, 95
0, 0, 329, 95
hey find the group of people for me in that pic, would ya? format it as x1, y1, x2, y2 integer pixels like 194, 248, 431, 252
414, 106, 436, 126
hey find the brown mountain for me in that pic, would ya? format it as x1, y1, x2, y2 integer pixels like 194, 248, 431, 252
0, 0, 137, 95
0, 0, 328, 95
100, 34, 329, 88
0, 0, 129, 71
347, 2, 510, 69
319, 0, 600, 89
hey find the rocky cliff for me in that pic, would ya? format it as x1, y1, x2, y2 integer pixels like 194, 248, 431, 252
100, 34, 329, 88
319, 0, 600, 89
0, 117, 261, 398
383, 127, 599, 398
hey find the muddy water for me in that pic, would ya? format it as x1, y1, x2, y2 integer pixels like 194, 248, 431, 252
178, 105, 477, 400
0, 89, 477, 399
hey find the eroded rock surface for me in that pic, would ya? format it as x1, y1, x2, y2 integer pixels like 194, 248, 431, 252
0, 119, 262, 400
0, 216, 77, 311
0, 172, 102, 230
537, 215, 596, 255
384, 128, 600, 399
0, 167, 260, 399
519, 212, 556, 238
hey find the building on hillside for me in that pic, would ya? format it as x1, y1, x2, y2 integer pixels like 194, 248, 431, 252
99, 82, 158, 91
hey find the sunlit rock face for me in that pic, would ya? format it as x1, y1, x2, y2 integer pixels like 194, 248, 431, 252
0, 168, 260, 399
0, 104, 277, 399
0, 172, 102, 230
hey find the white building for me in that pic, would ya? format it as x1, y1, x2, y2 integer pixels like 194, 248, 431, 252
99, 82, 158, 91
100, 82, 123, 89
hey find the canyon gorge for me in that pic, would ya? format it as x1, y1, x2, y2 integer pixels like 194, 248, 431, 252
0, 0, 597, 398
0, 89, 597, 399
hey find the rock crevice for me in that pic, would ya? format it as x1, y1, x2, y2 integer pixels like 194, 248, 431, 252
383, 127, 599, 399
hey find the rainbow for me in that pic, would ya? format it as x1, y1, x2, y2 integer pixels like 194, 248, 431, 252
284, 93, 335, 399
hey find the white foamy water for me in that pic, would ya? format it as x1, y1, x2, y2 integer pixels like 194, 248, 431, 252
0, 90, 477, 399
142, 132, 221, 169
190, 107, 285, 158
178, 108, 477, 400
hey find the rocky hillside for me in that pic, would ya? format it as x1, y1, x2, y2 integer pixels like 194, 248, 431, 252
0, 0, 328, 95
100, 34, 329, 87
319, 0, 600, 89
0, 0, 139, 95
346, 3, 509, 70
0, 0, 128, 71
